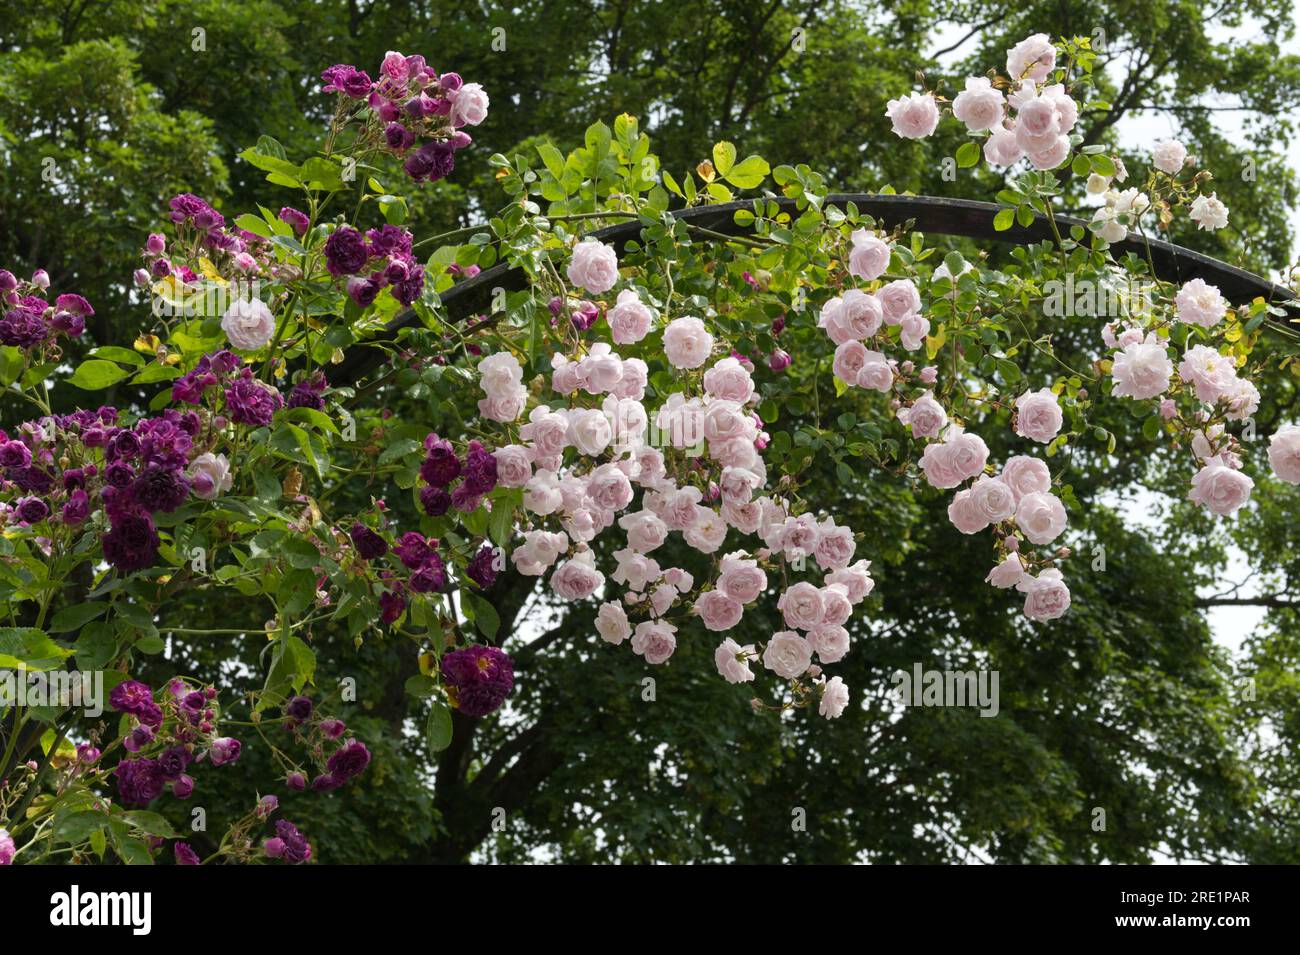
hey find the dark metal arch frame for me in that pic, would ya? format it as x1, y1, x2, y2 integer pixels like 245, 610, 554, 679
335, 194, 1299, 385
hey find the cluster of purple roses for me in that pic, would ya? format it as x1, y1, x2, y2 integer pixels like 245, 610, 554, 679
418, 432, 498, 517
321, 50, 488, 184
325, 223, 425, 308
173, 801, 312, 865
134, 194, 273, 285
171, 347, 284, 426
109, 679, 236, 806
278, 694, 372, 794
0, 401, 236, 572
441, 645, 515, 717
0, 268, 92, 348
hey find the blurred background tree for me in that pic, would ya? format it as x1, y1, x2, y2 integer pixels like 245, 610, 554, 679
2, 0, 1297, 863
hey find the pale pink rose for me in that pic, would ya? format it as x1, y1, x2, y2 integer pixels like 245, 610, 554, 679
899, 313, 930, 352
695, 589, 744, 631
722, 499, 763, 534
566, 408, 613, 456
221, 297, 276, 350
885, 92, 939, 139
684, 506, 728, 553
661, 484, 703, 530
188, 452, 233, 500
493, 444, 533, 488
1006, 33, 1056, 83
520, 405, 569, 460
709, 436, 758, 470
1000, 454, 1051, 500
1160, 399, 1177, 419
448, 82, 489, 126
719, 466, 761, 505
631, 620, 677, 664
824, 559, 874, 604
1112, 336, 1173, 400
1224, 377, 1260, 422
763, 630, 813, 678
611, 547, 662, 591
715, 638, 756, 684
479, 350, 523, 391
719, 552, 766, 603
814, 519, 856, 571
1178, 345, 1234, 404
662, 567, 694, 593
1041, 84, 1077, 132
1014, 388, 1063, 443
478, 390, 527, 423
1026, 134, 1071, 171
511, 529, 568, 575
703, 356, 755, 403
950, 432, 990, 481
833, 339, 869, 384
587, 462, 634, 511
1188, 462, 1253, 516
1175, 279, 1227, 329
948, 489, 989, 535
899, 392, 946, 439
566, 239, 619, 293
612, 357, 649, 400
985, 555, 1026, 589
969, 475, 1017, 523
633, 446, 666, 485
983, 124, 1024, 167
580, 343, 624, 394
650, 583, 678, 617
702, 400, 750, 444
1015, 95, 1060, 150
550, 354, 585, 395
819, 676, 850, 719
952, 76, 1005, 132
847, 229, 891, 281
877, 279, 921, 325
662, 315, 714, 369
522, 469, 563, 516
564, 508, 600, 544
919, 441, 964, 489
606, 289, 653, 344
807, 623, 849, 664
619, 509, 668, 553
1015, 491, 1067, 545
837, 289, 883, 339
1152, 139, 1188, 175
551, 551, 605, 600
603, 394, 648, 447
1189, 193, 1229, 231
1021, 570, 1071, 621
1268, 425, 1300, 484
775, 513, 821, 559
918, 365, 938, 384
596, 601, 631, 645
818, 584, 853, 627
857, 353, 894, 392
778, 582, 824, 631
818, 297, 855, 345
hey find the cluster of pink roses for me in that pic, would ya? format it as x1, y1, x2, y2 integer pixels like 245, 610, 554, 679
477, 238, 872, 717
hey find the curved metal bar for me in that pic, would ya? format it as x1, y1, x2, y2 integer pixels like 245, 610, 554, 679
334, 194, 1299, 385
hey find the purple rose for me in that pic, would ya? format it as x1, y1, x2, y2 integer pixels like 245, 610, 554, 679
130, 464, 190, 513
379, 590, 405, 624
0, 440, 31, 469
61, 489, 90, 525
286, 696, 314, 721
157, 746, 191, 780
15, 496, 48, 524
223, 373, 282, 427
402, 141, 455, 183
441, 645, 514, 718
324, 226, 370, 277
393, 531, 434, 569
171, 774, 195, 799
209, 737, 242, 766
278, 206, 310, 236
326, 739, 372, 781
466, 545, 499, 589
350, 522, 388, 560
0, 306, 49, 348
419, 485, 451, 517
461, 440, 498, 496
408, 554, 447, 593
173, 842, 201, 865
116, 758, 165, 806
419, 435, 461, 487
102, 512, 161, 572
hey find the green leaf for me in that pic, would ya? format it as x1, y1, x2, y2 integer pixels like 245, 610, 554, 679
488, 502, 514, 549
73, 622, 118, 671
133, 363, 182, 384
537, 142, 566, 179
427, 700, 454, 751
1091, 154, 1116, 176
68, 359, 128, 390
0, 628, 73, 670
89, 346, 144, 367
723, 155, 770, 189
405, 674, 438, 699
712, 141, 737, 176
955, 142, 980, 168
48, 601, 110, 633
378, 438, 421, 465
122, 811, 180, 838
993, 208, 1016, 232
